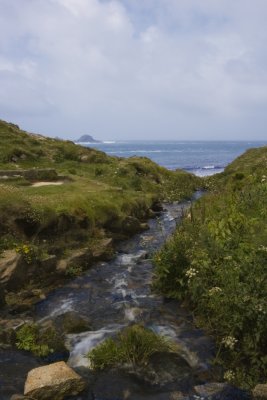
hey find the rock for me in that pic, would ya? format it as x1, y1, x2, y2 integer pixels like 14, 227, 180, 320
24, 361, 86, 399
147, 209, 157, 218
0, 250, 22, 290
76, 134, 100, 143
123, 216, 143, 235
253, 384, 267, 399
54, 311, 91, 334
10, 395, 31, 400
91, 238, 113, 260
194, 382, 251, 399
0, 318, 33, 347
151, 201, 164, 212
0, 250, 39, 292
6, 288, 48, 313
39, 255, 57, 272
169, 393, 189, 400
126, 352, 193, 389
38, 320, 68, 356
80, 154, 89, 162
56, 248, 91, 275
194, 383, 228, 397
0, 283, 6, 307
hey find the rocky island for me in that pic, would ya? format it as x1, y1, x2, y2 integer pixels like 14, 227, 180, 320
76, 134, 101, 143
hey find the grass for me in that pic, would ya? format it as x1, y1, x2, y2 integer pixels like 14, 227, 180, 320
0, 119, 200, 254
87, 324, 175, 370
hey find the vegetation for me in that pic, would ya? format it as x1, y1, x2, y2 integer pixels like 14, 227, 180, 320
87, 324, 175, 370
0, 120, 200, 258
154, 146, 267, 388
15, 323, 63, 357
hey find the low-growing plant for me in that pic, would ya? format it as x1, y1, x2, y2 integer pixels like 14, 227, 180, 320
65, 264, 83, 277
87, 324, 174, 370
15, 244, 39, 264
16, 324, 52, 357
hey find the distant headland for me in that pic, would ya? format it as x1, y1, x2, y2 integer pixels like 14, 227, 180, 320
76, 134, 101, 143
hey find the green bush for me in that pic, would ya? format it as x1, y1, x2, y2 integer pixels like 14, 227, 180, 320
154, 179, 267, 388
88, 324, 174, 370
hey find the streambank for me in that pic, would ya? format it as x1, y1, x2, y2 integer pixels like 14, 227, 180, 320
0, 194, 251, 400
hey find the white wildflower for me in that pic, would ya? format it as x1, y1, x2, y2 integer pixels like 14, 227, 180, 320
224, 370, 235, 382
255, 303, 266, 314
222, 336, 238, 350
185, 267, 198, 279
258, 245, 267, 252
208, 287, 222, 295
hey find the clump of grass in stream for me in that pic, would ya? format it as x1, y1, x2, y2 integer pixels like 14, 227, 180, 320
16, 324, 55, 357
87, 324, 175, 370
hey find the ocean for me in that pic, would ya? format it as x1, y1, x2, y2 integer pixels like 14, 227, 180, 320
82, 140, 267, 176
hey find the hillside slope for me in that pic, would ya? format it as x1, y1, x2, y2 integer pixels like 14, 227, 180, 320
0, 120, 200, 309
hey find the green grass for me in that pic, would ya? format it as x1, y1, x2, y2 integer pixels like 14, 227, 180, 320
87, 324, 175, 370
0, 119, 200, 254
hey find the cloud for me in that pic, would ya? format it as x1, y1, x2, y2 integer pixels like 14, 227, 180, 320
0, 0, 267, 139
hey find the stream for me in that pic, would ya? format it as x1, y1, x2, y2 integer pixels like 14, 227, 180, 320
0, 195, 249, 400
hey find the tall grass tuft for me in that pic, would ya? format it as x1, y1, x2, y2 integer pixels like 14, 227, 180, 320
87, 324, 175, 370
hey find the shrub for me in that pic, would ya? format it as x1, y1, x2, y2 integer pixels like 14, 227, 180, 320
87, 324, 174, 370
16, 324, 52, 357
154, 181, 267, 388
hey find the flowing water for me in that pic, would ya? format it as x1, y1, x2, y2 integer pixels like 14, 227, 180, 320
1, 195, 245, 399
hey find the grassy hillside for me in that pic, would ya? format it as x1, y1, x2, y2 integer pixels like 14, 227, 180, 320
154, 145, 267, 389
205, 145, 267, 191
0, 119, 200, 270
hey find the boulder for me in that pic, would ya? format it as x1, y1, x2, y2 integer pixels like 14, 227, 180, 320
194, 383, 228, 398
0, 250, 23, 290
126, 352, 193, 388
24, 361, 86, 399
54, 311, 91, 334
0, 318, 33, 347
194, 382, 251, 399
38, 320, 68, 355
56, 248, 91, 275
123, 216, 143, 235
91, 238, 113, 260
253, 384, 267, 399
39, 254, 57, 273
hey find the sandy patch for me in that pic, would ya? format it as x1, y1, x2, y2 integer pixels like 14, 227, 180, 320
31, 181, 64, 187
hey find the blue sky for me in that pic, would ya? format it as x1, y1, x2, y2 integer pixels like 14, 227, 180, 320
1, 0, 267, 140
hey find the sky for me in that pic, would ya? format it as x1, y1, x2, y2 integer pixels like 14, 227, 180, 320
1, 0, 267, 140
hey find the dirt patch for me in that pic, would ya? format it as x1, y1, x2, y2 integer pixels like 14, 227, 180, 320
31, 181, 64, 187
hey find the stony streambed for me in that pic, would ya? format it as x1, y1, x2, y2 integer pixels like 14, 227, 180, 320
0, 195, 250, 399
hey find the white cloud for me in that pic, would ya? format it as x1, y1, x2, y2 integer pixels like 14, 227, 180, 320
0, 0, 267, 139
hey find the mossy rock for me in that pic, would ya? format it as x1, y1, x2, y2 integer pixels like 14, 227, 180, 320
54, 311, 92, 334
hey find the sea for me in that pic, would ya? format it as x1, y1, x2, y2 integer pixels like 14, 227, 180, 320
81, 140, 267, 177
